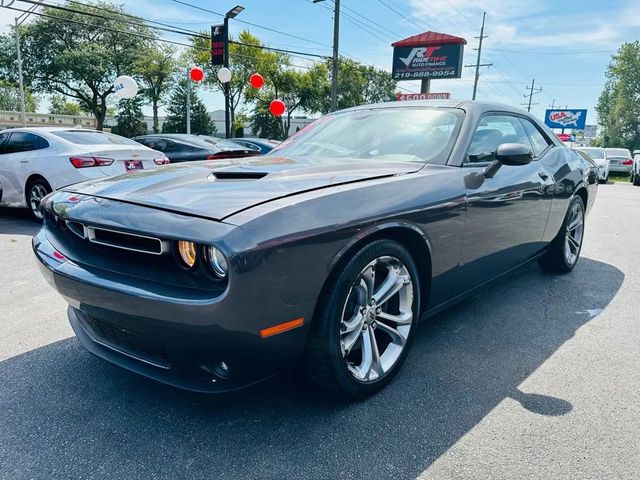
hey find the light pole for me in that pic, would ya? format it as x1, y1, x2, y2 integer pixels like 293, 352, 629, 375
313, 0, 339, 111
8, 0, 45, 127
224, 5, 244, 138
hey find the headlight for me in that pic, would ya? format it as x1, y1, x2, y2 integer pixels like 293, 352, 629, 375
206, 246, 228, 277
178, 240, 197, 268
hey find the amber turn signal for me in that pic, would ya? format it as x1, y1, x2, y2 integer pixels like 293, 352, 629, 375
178, 240, 197, 268
259, 317, 305, 339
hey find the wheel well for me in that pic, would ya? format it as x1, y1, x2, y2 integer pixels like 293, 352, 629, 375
24, 174, 51, 201
322, 227, 432, 311
575, 186, 588, 207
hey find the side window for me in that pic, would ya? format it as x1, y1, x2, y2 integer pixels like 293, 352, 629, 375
0, 133, 8, 154
467, 115, 532, 163
4, 132, 49, 154
162, 140, 182, 153
520, 118, 551, 157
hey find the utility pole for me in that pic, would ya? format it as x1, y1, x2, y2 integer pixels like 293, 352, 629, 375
549, 99, 558, 109
464, 12, 492, 100
10, 0, 44, 127
185, 67, 191, 135
522, 79, 543, 112
314, 0, 340, 111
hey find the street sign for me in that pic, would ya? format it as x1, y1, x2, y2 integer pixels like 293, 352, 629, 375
544, 109, 587, 129
211, 24, 225, 66
396, 92, 451, 101
392, 43, 464, 80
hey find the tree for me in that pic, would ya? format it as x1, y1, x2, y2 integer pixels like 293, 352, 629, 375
251, 96, 285, 139
0, 80, 38, 112
49, 95, 83, 116
311, 58, 396, 114
191, 30, 283, 132
596, 41, 640, 150
111, 97, 147, 137
135, 45, 177, 133
162, 80, 214, 135
0, 1, 155, 130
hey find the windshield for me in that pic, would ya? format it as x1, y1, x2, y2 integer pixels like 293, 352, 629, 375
199, 136, 249, 150
605, 148, 631, 158
269, 107, 462, 164
579, 148, 605, 159
53, 130, 141, 146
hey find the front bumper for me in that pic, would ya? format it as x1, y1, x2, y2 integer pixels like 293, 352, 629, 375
33, 229, 315, 393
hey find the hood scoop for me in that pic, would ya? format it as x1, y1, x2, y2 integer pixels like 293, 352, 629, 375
208, 171, 269, 182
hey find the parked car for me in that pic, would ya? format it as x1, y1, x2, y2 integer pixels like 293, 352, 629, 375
604, 147, 633, 174
34, 101, 597, 398
230, 137, 281, 155
632, 150, 640, 186
196, 135, 260, 154
0, 128, 169, 219
133, 134, 260, 163
576, 147, 609, 183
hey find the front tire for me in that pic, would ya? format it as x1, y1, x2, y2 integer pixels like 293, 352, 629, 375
539, 196, 585, 273
305, 240, 421, 399
26, 178, 51, 220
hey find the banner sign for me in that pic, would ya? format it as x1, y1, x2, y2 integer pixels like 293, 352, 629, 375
396, 92, 451, 101
211, 24, 225, 66
392, 44, 464, 80
544, 109, 587, 129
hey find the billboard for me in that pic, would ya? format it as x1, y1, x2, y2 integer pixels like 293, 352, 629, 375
544, 109, 587, 129
392, 44, 464, 80
396, 92, 451, 101
211, 24, 225, 66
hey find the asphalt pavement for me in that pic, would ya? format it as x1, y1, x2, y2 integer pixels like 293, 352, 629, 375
0, 184, 639, 480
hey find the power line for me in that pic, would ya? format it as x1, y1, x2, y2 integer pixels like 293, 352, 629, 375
375, 0, 427, 31
341, 1, 401, 38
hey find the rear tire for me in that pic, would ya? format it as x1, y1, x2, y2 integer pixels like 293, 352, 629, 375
539, 196, 585, 274
26, 178, 51, 220
304, 239, 421, 399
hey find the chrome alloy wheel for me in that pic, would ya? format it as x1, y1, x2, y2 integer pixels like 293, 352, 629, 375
29, 183, 49, 219
564, 201, 584, 266
339, 256, 414, 383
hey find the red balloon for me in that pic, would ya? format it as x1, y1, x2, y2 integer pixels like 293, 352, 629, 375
269, 99, 286, 116
189, 67, 204, 82
249, 73, 264, 89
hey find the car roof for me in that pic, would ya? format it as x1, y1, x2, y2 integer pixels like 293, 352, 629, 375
0, 127, 101, 134
343, 99, 535, 117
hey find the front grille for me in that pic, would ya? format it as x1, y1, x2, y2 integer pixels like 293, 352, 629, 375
87, 226, 164, 255
81, 312, 171, 368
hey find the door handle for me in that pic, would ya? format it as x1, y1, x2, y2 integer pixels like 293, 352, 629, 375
20, 160, 29, 164
538, 171, 549, 180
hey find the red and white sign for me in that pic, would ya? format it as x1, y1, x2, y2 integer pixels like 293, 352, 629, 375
396, 92, 451, 101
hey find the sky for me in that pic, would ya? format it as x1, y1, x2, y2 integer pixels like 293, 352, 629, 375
2, 0, 639, 123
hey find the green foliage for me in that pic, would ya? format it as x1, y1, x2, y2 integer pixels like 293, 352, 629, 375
0, 1, 155, 129
251, 96, 285, 139
111, 97, 147, 138
49, 95, 83, 116
0, 80, 38, 112
135, 45, 177, 133
596, 41, 640, 150
162, 80, 214, 135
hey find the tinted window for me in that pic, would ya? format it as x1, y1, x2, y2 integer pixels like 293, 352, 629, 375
605, 148, 631, 158
137, 138, 167, 151
52, 130, 140, 146
4, 132, 49, 154
0, 132, 8, 154
520, 118, 551, 157
467, 115, 532, 163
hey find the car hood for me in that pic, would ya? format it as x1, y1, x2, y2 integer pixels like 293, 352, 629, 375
62, 155, 422, 220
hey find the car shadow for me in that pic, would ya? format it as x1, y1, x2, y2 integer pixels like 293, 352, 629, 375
0, 258, 624, 479
0, 207, 40, 236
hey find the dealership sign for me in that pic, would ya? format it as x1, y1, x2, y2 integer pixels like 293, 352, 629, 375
544, 109, 587, 129
211, 24, 225, 66
396, 92, 451, 101
392, 43, 464, 80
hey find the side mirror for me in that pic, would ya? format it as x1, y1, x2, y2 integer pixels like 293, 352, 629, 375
495, 143, 534, 166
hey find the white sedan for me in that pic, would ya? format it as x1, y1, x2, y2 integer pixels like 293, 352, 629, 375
0, 127, 169, 218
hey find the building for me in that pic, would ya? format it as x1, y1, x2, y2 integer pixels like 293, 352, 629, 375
0, 110, 97, 130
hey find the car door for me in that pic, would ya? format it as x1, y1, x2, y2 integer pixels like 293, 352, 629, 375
0, 132, 50, 206
456, 113, 555, 294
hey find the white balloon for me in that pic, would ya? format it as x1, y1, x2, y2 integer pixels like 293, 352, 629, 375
217, 67, 232, 83
113, 75, 138, 99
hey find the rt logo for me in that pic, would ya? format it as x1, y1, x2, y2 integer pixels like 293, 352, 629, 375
399, 46, 441, 66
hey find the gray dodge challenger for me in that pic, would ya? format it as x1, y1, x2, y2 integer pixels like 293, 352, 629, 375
33, 101, 598, 398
